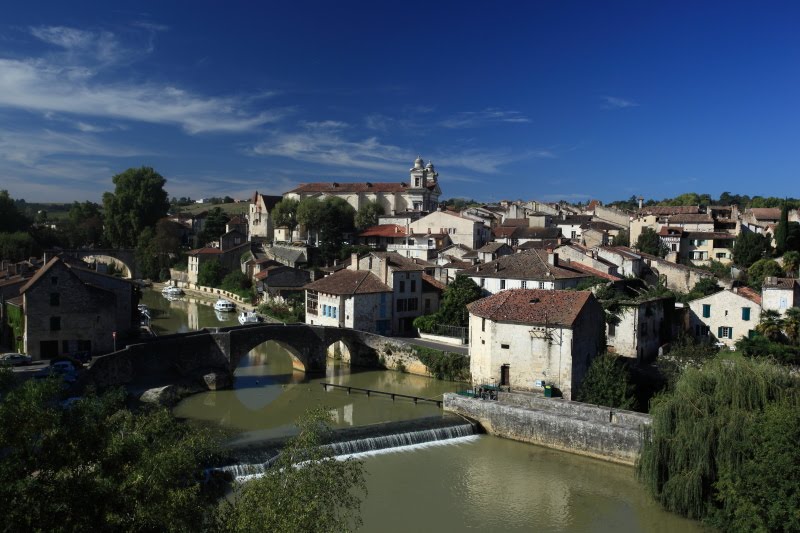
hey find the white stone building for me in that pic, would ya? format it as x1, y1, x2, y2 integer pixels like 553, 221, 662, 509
409, 209, 490, 250
688, 287, 762, 348
248, 191, 283, 240
467, 289, 604, 399
761, 277, 800, 315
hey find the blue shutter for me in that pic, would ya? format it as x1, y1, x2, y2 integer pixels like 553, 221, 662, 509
717, 326, 724, 338
703, 304, 711, 318
742, 307, 750, 321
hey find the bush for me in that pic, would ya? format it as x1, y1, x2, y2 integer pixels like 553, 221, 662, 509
412, 314, 437, 333
575, 353, 636, 410
220, 270, 252, 298
413, 346, 470, 381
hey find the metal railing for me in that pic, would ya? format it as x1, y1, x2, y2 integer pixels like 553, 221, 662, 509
432, 324, 469, 343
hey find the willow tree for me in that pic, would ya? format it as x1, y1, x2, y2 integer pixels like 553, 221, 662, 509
636, 358, 799, 529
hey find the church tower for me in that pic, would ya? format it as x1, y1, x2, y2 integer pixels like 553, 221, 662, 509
407, 156, 441, 212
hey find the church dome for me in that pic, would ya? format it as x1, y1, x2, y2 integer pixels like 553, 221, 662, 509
413, 155, 424, 169
425, 160, 434, 170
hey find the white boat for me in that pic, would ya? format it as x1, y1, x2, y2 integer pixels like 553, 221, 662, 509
238, 311, 262, 325
214, 298, 236, 312
162, 286, 184, 297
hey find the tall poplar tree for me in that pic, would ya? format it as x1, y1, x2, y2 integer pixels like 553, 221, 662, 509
103, 167, 170, 248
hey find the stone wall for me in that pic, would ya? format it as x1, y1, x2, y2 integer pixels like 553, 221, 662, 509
444, 392, 649, 466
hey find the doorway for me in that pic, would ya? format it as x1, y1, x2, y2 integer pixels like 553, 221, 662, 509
500, 364, 510, 387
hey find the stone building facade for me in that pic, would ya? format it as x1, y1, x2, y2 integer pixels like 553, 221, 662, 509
688, 287, 762, 348
467, 289, 604, 400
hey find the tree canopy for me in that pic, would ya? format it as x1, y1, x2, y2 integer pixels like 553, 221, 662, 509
747, 258, 783, 290
198, 259, 225, 287
636, 227, 667, 257
636, 358, 800, 530
732, 231, 771, 268
217, 409, 366, 533
271, 198, 300, 232
436, 275, 483, 327
199, 207, 230, 246
575, 353, 636, 410
102, 167, 170, 248
354, 200, 385, 230
0, 189, 31, 233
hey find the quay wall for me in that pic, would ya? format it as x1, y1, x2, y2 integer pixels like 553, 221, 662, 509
444, 392, 650, 466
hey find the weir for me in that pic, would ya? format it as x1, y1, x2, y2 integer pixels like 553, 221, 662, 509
216, 415, 480, 480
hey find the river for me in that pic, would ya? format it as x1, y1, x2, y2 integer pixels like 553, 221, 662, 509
142, 289, 703, 532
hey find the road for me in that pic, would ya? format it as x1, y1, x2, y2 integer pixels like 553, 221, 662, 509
391, 336, 469, 355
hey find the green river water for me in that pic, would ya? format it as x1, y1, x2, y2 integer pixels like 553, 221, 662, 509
142, 290, 703, 532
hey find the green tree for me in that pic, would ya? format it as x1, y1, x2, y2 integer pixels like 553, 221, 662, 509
732, 231, 770, 268
783, 307, 800, 345
354, 200, 385, 230
0, 231, 39, 262
636, 358, 799, 526
747, 258, 783, 290
775, 204, 790, 254
575, 353, 636, 409
436, 275, 483, 327
218, 408, 366, 533
271, 198, 300, 233
635, 227, 667, 257
221, 270, 252, 297
0, 382, 221, 532
137, 220, 184, 280
102, 167, 170, 248
198, 260, 225, 287
316, 197, 356, 264
613, 229, 630, 247
0, 190, 31, 233
199, 207, 230, 245
783, 250, 800, 277
297, 197, 323, 244
686, 277, 721, 300
65, 201, 105, 247
756, 309, 785, 342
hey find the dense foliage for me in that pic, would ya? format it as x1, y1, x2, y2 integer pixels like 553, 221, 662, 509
412, 346, 471, 381
102, 167, 170, 248
735, 308, 800, 365
220, 270, 253, 298
413, 275, 482, 332
747, 258, 783, 289
0, 376, 221, 532
297, 197, 356, 264
271, 198, 299, 233
218, 409, 366, 533
732, 231, 771, 268
635, 227, 667, 257
636, 359, 799, 531
575, 353, 636, 410
198, 259, 225, 287
354, 200, 385, 230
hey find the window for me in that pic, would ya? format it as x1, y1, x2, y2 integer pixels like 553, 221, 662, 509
50, 316, 61, 331
500, 280, 506, 290
521, 281, 527, 289
481, 317, 485, 332
501, 344, 510, 349
671, 243, 678, 251
50, 293, 60, 306
396, 299, 408, 312
399, 281, 405, 293
702, 304, 711, 318
307, 291, 318, 315
716, 252, 727, 259
571, 230, 577, 239
718, 326, 733, 339
332, 307, 337, 319
538, 282, 545, 289
480, 278, 485, 288
408, 298, 418, 311
608, 323, 616, 337
411, 280, 416, 293
742, 307, 751, 321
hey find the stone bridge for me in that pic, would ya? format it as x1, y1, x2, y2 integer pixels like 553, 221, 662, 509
45, 248, 139, 279
84, 323, 425, 391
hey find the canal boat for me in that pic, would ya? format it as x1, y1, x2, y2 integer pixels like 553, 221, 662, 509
214, 298, 236, 312
238, 310, 263, 325
161, 286, 184, 297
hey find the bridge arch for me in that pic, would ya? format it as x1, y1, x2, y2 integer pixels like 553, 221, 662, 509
45, 249, 139, 279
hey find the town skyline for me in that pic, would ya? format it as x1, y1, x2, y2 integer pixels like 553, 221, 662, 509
2, 1, 800, 203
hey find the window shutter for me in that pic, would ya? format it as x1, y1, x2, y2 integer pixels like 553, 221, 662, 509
742, 307, 750, 321
717, 326, 723, 338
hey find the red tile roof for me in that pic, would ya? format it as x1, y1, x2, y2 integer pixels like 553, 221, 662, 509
667, 213, 713, 224
639, 206, 700, 216
467, 289, 595, 327
187, 247, 223, 255
736, 286, 762, 305
288, 182, 409, 194
304, 269, 392, 295
569, 262, 622, 281
749, 208, 781, 221
422, 273, 446, 291
358, 224, 408, 238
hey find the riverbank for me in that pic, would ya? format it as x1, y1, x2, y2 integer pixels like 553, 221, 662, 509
443, 391, 650, 466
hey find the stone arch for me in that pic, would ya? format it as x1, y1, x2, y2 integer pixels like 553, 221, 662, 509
227, 324, 329, 373
80, 254, 133, 278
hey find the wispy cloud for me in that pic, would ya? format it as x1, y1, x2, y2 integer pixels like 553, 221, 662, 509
436, 147, 551, 174
440, 108, 530, 128
251, 129, 406, 173
0, 128, 146, 166
601, 96, 640, 109
0, 25, 286, 134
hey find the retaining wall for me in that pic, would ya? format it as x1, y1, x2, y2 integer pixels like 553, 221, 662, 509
444, 392, 650, 466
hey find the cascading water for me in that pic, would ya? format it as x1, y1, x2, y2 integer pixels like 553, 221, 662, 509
217, 422, 479, 481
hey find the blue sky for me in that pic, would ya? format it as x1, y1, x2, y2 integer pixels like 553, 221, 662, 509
1, 1, 799, 203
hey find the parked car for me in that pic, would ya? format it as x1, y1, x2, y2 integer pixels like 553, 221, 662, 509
0, 353, 32, 366
50, 361, 77, 374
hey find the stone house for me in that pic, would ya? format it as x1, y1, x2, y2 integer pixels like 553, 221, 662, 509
687, 287, 762, 348
467, 289, 604, 400
460, 250, 592, 295
304, 251, 431, 335
596, 246, 644, 278
255, 264, 311, 303
410, 209, 490, 250
16, 257, 136, 360
606, 295, 674, 363
186, 238, 252, 284
476, 242, 513, 264
554, 214, 593, 241
248, 191, 283, 240
761, 277, 800, 315
680, 232, 735, 265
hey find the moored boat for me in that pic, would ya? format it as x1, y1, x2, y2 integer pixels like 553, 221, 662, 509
214, 298, 236, 312
238, 311, 262, 325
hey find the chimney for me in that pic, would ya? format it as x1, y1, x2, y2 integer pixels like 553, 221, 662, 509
349, 252, 359, 271
494, 263, 499, 272
548, 252, 559, 266
381, 257, 389, 284
638, 196, 644, 209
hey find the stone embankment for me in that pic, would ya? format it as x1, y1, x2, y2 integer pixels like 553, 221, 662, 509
444, 391, 650, 466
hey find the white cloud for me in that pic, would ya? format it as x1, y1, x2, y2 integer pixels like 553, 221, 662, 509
0, 128, 145, 166
251, 130, 407, 172
0, 26, 285, 134
601, 96, 640, 109
440, 108, 530, 128
436, 148, 553, 174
